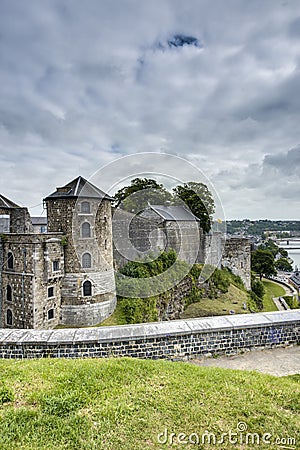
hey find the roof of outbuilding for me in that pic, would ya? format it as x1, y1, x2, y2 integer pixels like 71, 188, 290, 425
148, 204, 199, 221
31, 216, 48, 226
0, 194, 21, 209
44, 176, 114, 201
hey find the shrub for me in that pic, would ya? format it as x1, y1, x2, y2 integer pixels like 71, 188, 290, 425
252, 279, 265, 299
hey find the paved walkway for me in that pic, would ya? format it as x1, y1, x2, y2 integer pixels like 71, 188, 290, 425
273, 296, 289, 311
191, 346, 300, 377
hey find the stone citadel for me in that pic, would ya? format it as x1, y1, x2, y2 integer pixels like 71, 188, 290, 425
0, 176, 250, 329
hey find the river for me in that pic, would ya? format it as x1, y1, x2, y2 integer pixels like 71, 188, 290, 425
286, 249, 300, 270
276, 239, 300, 270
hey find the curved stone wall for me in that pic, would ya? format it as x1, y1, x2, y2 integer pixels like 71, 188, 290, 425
0, 310, 299, 359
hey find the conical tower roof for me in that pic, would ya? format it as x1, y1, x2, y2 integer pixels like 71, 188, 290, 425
44, 176, 114, 201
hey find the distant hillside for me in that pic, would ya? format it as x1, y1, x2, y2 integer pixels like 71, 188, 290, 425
226, 219, 300, 236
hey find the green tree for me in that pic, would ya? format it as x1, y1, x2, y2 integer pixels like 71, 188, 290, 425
251, 249, 276, 280
258, 239, 279, 258
113, 178, 173, 213
173, 182, 215, 233
278, 247, 288, 258
275, 258, 293, 272
251, 278, 265, 299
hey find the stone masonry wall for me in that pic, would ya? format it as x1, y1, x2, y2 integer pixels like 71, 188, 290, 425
46, 197, 116, 326
223, 237, 251, 290
113, 209, 205, 268
46, 198, 79, 273
0, 234, 64, 329
0, 207, 32, 233
0, 310, 298, 359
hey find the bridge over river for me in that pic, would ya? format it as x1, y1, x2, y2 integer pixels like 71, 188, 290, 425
276, 238, 300, 250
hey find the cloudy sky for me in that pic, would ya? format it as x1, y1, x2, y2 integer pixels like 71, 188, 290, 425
0, 0, 299, 220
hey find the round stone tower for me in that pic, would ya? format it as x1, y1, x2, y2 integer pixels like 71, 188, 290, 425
44, 176, 116, 326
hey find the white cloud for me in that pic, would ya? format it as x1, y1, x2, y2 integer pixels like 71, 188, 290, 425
0, 0, 299, 219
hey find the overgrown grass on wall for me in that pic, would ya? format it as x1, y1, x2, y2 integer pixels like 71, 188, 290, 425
109, 251, 250, 325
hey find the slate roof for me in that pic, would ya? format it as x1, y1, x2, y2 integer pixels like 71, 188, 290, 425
148, 204, 199, 222
0, 194, 21, 209
290, 271, 300, 289
44, 176, 114, 201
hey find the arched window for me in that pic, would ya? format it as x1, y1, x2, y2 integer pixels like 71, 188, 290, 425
82, 253, 92, 268
6, 285, 12, 302
48, 309, 54, 320
7, 252, 13, 269
83, 280, 92, 296
81, 201, 91, 214
81, 222, 91, 238
6, 309, 13, 326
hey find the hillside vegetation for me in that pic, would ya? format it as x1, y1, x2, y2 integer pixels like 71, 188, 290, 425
106, 251, 258, 326
0, 358, 299, 450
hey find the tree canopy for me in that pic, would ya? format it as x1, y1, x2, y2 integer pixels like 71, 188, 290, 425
113, 178, 215, 233
113, 178, 173, 213
173, 182, 215, 233
274, 257, 293, 272
251, 249, 276, 280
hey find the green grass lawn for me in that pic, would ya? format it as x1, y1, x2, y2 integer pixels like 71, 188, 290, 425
181, 284, 249, 318
0, 358, 299, 449
99, 301, 127, 327
262, 280, 286, 312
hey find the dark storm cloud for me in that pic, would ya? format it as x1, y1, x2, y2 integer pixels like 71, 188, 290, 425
0, 0, 299, 218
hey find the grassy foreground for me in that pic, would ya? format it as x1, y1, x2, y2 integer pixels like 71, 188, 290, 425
0, 358, 299, 449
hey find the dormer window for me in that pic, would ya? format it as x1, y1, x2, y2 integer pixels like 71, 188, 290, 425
81, 201, 91, 214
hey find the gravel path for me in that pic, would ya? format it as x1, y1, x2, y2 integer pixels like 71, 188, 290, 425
191, 346, 300, 377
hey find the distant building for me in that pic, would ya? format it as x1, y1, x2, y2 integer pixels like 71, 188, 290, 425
290, 270, 300, 292
31, 216, 47, 233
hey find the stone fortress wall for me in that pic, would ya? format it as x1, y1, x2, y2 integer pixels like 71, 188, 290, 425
0, 177, 116, 329
1, 177, 251, 330
112, 209, 251, 289
0, 233, 64, 329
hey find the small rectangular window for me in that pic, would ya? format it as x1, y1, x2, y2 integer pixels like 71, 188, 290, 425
0, 215, 10, 233
53, 260, 60, 272
48, 309, 54, 320
81, 201, 91, 213
48, 287, 54, 298
7, 252, 14, 269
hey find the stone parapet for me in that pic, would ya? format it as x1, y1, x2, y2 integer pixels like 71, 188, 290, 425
0, 310, 299, 359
